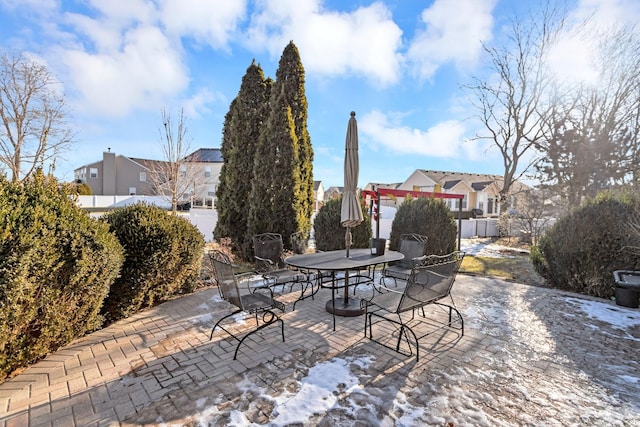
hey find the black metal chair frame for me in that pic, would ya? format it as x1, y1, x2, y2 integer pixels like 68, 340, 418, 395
253, 232, 316, 302
379, 233, 429, 289
208, 250, 285, 360
363, 251, 465, 361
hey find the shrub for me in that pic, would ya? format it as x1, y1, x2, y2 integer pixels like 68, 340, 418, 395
102, 204, 204, 323
0, 173, 123, 382
389, 196, 457, 255
313, 196, 372, 251
531, 192, 640, 298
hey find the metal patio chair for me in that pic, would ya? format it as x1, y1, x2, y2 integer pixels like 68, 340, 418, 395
208, 250, 285, 360
379, 233, 429, 288
253, 232, 308, 292
363, 251, 465, 361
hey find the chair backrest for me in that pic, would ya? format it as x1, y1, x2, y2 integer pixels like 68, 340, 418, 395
208, 250, 242, 309
397, 234, 428, 268
398, 251, 465, 313
253, 233, 286, 268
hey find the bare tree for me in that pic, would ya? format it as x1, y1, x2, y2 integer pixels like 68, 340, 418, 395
536, 26, 640, 205
465, 5, 565, 213
510, 188, 558, 245
147, 108, 203, 212
0, 51, 73, 182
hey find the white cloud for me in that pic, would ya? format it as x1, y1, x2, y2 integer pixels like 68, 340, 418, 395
0, 0, 57, 13
62, 25, 188, 117
407, 0, 497, 80
244, 0, 403, 85
181, 87, 223, 119
55, 0, 246, 117
547, 0, 640, 85
359, 110, 474, 159
571, 0, 640, 27
159, 0, 246, 49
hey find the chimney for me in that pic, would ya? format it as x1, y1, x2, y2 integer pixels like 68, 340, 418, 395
103, 150, 116, 195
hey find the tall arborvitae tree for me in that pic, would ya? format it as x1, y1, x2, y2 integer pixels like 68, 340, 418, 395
248, 87, 301, 247
215, 61, 271, 257
273, 42, 314, 239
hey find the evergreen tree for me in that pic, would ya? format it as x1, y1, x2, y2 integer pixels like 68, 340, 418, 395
248, 87, 301, 248
215, 61, 271, 257
273, 42, 314, 239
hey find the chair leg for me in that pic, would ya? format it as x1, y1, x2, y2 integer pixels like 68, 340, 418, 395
231, 310, 285, 360
210, 309, 242, 340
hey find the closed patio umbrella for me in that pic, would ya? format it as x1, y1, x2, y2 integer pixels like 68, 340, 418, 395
341, 111, 364, 258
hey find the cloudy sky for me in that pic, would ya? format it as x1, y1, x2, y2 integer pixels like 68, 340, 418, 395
1, 0, 638, 187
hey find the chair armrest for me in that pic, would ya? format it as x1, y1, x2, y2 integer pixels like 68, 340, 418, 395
412, 255, 428, 266
250, 284, 276, 300
376, 285, 403, 295
237, 272, 271, 294
254, 256, 276, 273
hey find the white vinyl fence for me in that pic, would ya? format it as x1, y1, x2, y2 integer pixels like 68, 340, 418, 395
372, 205, 500, 239
77, 196, 502, 243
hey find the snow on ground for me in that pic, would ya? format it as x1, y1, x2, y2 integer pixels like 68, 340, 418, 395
178, 289, 639, 426
172, 238, 639, 426
460, 237, 529, 258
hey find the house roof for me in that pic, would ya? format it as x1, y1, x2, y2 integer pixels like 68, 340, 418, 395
129, 157, 166, 169
419, 170, 503, 183
365, 182, 402, 190
471, 181, 493, 191
443, 179, 461, 190
183, 148, 223, 163
325, 186, 344, 193
75, 148, 222, 172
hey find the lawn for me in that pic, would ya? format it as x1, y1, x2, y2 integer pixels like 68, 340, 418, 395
459, 237, 546, 287
460, 254, 546, 287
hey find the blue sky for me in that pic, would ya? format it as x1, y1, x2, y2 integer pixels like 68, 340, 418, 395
1, 0, 638, 188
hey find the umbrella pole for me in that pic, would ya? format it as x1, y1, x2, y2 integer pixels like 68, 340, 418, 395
345, 227, 351, 258
376, 190, 381, 239
345, 227, 351, 303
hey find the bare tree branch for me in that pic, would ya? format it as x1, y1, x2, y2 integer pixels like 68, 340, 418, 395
464, 4, 566, 212
0, 51, 73, 181
146, 108, 207, 212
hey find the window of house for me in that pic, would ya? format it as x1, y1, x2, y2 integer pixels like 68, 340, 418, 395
179, 166, 186, 177
453, 195, 468, 210
204, 167, 211, 178
129, 187, 136, 195
90, 168, 98, 178
139, 172, 146, 182
207, 186, 215, 197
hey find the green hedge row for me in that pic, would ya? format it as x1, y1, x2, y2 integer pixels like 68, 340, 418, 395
0, 175, 204, 382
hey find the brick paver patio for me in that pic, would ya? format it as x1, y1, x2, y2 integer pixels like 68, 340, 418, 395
1, 273, 638, 426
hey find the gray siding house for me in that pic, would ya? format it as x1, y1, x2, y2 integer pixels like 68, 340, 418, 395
74, 149, 224, 205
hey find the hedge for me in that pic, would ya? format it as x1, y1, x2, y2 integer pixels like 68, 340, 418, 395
0, 173, 123, 381
101, 204, 204, 323
389, 196, 457, 255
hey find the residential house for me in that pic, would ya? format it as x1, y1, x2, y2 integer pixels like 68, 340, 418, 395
376, 170, 529, 217
74, 148, 223, 207
74, 150, 154, 196
324, 186, 343, 200
313, 181, 325, 213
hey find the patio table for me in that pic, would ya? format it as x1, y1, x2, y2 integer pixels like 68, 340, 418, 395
285, 249, 403, 330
